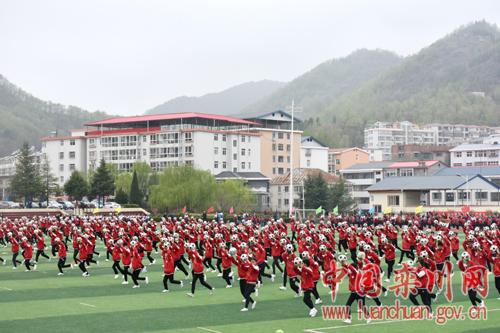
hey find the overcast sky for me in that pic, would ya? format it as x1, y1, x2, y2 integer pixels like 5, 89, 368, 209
1, 0, 499, 116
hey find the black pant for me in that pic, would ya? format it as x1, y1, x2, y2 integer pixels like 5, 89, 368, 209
452, 251, 459, 261
73, 249, 79, 263
132, 268, 145, 286
312, 281, 320, 300
350, 249, 357, 263
175, 259, 189, 277
146, 251, 154, 263
399, 250, 414, 263
258, 262, 271, 283
163, 274, 181, 290
123, 265, 131, 281
386, 259, 395, 279
467, 289, 482, 306
78, 261, 88, 273
272, 256, 283, 274
24, 259, 34, 270
112, 260, 124, 275
191, 271, 213, 294
283, 270, 300, 294
51, 244, 57, 257
216, 258, 222, 273
203, 258, 216, 270
222, 268, 232, 286
36, 249, 50, 262
58, 257, 71, 273
239, 279, 247, 297
409, 288, 432, 313
244, 283, 256, 308
495, 276, 500, 295
303, 289, 314, 309
339, 239, 348, 252
346, 292, 366, 317
12, 252, 22, 267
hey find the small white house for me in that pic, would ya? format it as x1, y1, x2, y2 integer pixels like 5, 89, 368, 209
300, 136, 328, 172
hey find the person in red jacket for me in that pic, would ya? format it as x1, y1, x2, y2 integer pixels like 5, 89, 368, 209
77, 237, 90, 277
281, 244, 300, 295
250, 238, 272, 284
294, 257, 318, 317
161, 241, 183, 292
219, 243, 233, 287
340, 254, 369, 324
21, 237, 37, 271
8, 232, 22, 269
458, 252, 485, 307
381, 237, 396, 281
409, 257, 434, 313
202, 235, 216, 272
131, 240, 149, 288
241, 255, 259, 312
121, 242, 132, 284
110, 239, 124, 279
270, 236, 284, 276
186, 243, 214, 297
55, 237, 71, 276
491, 245, 500, 298
34, 229, 50, 263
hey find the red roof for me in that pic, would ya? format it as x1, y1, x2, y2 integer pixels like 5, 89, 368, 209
388, 160, 439, 168
84, 112, 259, 127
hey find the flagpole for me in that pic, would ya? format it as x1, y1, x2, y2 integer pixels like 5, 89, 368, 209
289, 99, 294, 218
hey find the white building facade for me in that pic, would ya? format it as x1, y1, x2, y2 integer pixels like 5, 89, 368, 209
300, 136, 328, 172
449, 144, 500, 168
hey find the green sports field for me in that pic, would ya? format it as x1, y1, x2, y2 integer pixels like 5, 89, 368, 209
0, 244, 499, 333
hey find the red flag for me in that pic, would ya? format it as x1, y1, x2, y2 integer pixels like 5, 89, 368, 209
229, 206, 234, 214
207, 206, 215, 214
461, 205, 470, 214
181, 206, 187, 214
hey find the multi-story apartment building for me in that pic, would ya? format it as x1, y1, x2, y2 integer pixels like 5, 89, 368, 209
42, 113, 261, 186
364, 121, 436, 161
365, 121, 496, 161
449, 143, 500, 168
391, 144, 452, 165
300, 136, 328, 172
0, 147, 42, 200
328, 147, 369, 175
244, 111, 302, 178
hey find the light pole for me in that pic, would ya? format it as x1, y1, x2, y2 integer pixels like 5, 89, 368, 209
289, 100, 295, 218
456, 173, 470, 206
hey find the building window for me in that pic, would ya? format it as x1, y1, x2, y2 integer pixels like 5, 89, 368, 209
466, 162, 473, 166
400, 168, 413, 177
69, 139, 75, 146
287, 133, 291, 140
278, 132, 284, 139
278, 186, 281, 193
287, 156, 290, 163
241, 162, 245, 170
143, 149, 147, 156
287, 144, 291, 151
336, 159, 340, 165
59, 164, 64, 172
241, 148, 246, 156
466, 151, 472, 157
284, 199, 289, 206
222, 161, 227, 169
272, 144, 276, 151
233, 153, 237, 160
273, 168, 276, 174
278, 167, 284, 174
185, 146, 192, 157
305, 149, 311, 157
59, 152, 64, 159
272, 132, 276, 139
307, 160, 311, 167
278, 144, 284, 151
475, 191, 487, 200
69, 164, 75, 171
214, 134, 218, 141
214, 161, 219, 169
222, 148, 227, 155
278, 199, 281, 206
432, 192, 442, 201
278, 156, 284, 163
453, 163, 462, 167
455, 152, 462, 158
241, 136, 245, 142
284, 186, 289, 192
445, 192, 455, 202
491, 192, 500, 202
222, 134, 227, 142
60, 176, 64, 183
214, 147, 219, 155
273, 156, 276, 162
184, 132, 192, 142
69, 151, 76, 159
248, 162, 251, 169
458, 192, 470, 200
60, 140, 64, 146
233, 140, 237, 147
387, 195, 400, 206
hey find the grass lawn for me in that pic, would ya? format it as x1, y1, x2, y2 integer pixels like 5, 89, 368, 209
0, 242, 499, 333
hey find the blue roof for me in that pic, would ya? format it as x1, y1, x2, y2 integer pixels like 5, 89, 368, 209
434, 167, 500, 177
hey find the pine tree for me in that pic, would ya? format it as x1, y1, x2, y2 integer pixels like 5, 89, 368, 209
39, 155, 58, 207
129, 170, 142, 206
9, 143, 42, 205
64, 171, 89, 201
115, 188, 129, 205
90, 159, 115, 207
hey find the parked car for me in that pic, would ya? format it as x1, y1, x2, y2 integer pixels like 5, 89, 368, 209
57, 201, 75, 210
0, 201, 9, 209
103, 202, 121, 209
29, 202, 40, 208
91, 199, 104, 208
6, 201, 21, 208
80, 200, 96, 208
47, 201, 63, 209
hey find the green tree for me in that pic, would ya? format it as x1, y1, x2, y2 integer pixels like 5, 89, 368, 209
132, 161, 152, 199
115, 188, 129, 205
64, 171, 89, 201
303, 174, 330, 211
39, 155, 58, 206
215, 179, 254, 212
329, 180, 355, 213
9, 143, 42, 205
90, 159, 115, 206
149, 166, 216, 213
129, 170, 143, 206
115, 172, 132, 195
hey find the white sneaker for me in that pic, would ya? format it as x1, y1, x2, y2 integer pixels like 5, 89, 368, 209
367, 317, 371, 324
145, 277, 149, 285
384, 289, 388, 297
385, 279, 390, 283
12, 266, 17, 270
343, 318, 352, 324
226, 284, 232, 288
114, 274, 119, 279
162, 289, 169, 293
96, 261, 100, 266
209, 288, 214, 295
242, 299, 246, 303
180, 281, 184, 288
315, 298, 323, 305
217, 273, 223, 277
271, 274, 275, 282
279, 286, 287, 291
229, 271, 233, 277
255, 288, 259, 297
186, 293, 194, 297
294, 293, 301, 298
241, 308, 249, 312
33, 264, 37, 271
479, 301, 485, 308
57, 272, 64, 276
252, 301, 257, 310
105, 259, 109, 262
142, 267, 147, 273
132, 285, 140, 288
121, 281, 129, 285
211, 269, 217, 273
309, 308, 318, 317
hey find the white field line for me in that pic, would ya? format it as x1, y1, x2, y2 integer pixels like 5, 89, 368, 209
304, 308, 500, 333
197, 327, 223, 333
0, 287, 13, 291
79, 302, 97, 308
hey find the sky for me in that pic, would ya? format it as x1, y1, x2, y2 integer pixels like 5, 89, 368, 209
1, 0, 499, 116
